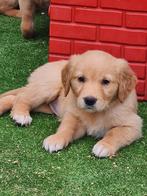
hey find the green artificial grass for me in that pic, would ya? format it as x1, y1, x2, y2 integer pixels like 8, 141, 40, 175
0, 14, 147, 196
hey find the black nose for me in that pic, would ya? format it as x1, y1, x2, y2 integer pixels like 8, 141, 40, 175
84, 96, 97, 106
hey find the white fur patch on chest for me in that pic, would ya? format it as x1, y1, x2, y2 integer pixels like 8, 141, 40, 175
81, 117, 108, 138
86, 124, 107, 138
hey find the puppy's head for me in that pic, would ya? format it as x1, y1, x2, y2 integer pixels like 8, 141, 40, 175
62, 50, 137, 112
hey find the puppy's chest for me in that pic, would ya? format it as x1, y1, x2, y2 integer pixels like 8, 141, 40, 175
80, 115, 107, 138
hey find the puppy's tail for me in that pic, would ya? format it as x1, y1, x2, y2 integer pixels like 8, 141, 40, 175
0, 87, 24, 99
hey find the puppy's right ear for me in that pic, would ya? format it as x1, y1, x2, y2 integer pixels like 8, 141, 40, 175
62, 63, 71, 97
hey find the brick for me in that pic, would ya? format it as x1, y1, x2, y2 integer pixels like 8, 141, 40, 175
136, 81, 145, 96
145, 64, 147, 100
138, 96, 144, 101
126, 12, 147, 29
50, 22, 97, 41
50, 5, 72, 22
130, 63, 146, 79
50, 38, 71, 55
124, 47, 147, 62
51, 0, 98, 7
49, 54, 69, 62
101, 0, 147, 11
74, 41, 121, 57
75, 8, 122, 26
99, 27, 147, 46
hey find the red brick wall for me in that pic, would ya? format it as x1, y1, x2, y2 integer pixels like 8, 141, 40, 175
49, 0, 147, 100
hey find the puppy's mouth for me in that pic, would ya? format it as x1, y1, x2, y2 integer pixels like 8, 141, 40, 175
84, 105, 97, 112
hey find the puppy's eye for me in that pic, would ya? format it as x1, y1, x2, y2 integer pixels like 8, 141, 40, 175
101, 79, 110, 85
78, 76, 86, 83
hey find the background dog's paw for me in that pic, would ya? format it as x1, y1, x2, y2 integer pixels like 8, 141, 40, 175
22, 31, 35, 39
0, 106, 3, 116
92, 141, 115, 158
43, 134, 67, 153
11, 113, 32, 126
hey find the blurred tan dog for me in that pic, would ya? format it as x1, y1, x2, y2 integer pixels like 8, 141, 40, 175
0, 51, 142, 157
0, 0, 49, 38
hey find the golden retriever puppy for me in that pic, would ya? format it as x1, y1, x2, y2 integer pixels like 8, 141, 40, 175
0, 0, 49, 38
0, 50, 142, 157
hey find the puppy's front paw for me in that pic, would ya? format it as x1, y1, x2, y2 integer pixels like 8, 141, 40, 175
92, 141, 115, 158
10, 113, 32, 126
43, 134, 68, 153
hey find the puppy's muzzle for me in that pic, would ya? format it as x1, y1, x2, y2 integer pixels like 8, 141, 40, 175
84, 96, 97, 107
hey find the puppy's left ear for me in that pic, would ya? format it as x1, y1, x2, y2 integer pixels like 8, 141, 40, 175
117, 59, 137, 102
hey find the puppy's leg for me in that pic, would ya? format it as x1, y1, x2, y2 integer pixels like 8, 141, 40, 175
19, 0, 35, 38
92, 123, 142, 158
0, 95, 15, 115
11, 95, 32, 126
11, 84, 60, 126
33, 103, 53, 114
43, 114, 85, 153
0, 87, 23, 99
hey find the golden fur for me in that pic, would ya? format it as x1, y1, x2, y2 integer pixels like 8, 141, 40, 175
0, 0, 49, 38
0, 50, 142, 157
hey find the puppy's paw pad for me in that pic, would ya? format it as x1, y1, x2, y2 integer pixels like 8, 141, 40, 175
92, 142, 113, 158
11, 114, 32, 126
43, 134, 66, 153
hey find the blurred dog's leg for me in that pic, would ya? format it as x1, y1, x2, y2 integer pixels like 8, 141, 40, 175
2, 9, 21, 17
19, 0, 35, 38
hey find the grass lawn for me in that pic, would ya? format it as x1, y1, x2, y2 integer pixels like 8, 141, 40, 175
0, 14, 147, 196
